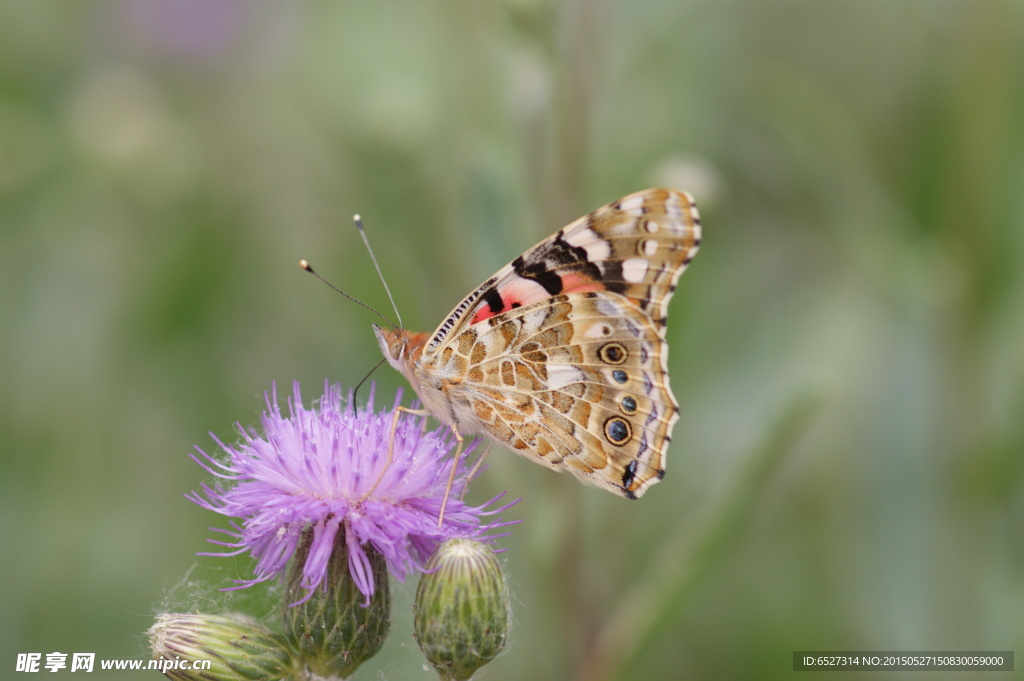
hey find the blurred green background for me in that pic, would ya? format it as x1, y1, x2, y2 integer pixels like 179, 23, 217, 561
2, 1, 1022, 679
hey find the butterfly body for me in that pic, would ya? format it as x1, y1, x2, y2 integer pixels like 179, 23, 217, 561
375, 188, 701, 499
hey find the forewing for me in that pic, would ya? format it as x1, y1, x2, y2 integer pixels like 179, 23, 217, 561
423, 188, 701, 356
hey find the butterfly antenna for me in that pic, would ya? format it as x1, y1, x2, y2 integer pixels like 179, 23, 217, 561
354, 214, 404, 330
299, 259, 398, 329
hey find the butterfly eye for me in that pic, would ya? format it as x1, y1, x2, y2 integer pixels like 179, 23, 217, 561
390, 340, 404, 360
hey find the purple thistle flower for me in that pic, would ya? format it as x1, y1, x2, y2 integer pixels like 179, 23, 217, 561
188, 381, 514, 604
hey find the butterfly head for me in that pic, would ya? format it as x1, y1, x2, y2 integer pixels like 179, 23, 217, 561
373, 325, 428, 378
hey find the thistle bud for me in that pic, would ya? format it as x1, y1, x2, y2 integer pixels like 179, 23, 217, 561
148, 612, 296, 681
414, 538, 511, 681
283, 528, 391, 678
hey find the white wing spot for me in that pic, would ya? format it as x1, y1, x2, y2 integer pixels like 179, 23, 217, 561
619, 194, 645, 216
546, 364, 584, 390
594, 296, 623, 317
563, 227, 611, 261
563, 226, 595, 248
586, 239, 611, 261
642, 239, 658, 256
645, 220, 660, 233
520, 308, 550, 333
666, 192, 684, 220
622, 257, 648, 283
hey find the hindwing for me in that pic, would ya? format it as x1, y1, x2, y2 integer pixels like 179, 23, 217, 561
448, 292, 680, 497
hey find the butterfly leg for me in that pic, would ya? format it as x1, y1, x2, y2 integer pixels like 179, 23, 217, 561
460, 443, 490, 500
363, 405, 431, 500
437, 426, 465, 527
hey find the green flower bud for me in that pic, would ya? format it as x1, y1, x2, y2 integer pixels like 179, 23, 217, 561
414, 538, 511, 681
283, 528, 391, 679
148, 612, 297, 681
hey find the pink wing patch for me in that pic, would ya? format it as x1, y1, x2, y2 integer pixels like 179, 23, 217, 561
469, 273, 606, 325
560, 272, 606, 294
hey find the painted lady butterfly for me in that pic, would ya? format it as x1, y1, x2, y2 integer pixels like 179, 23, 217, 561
374, 188, 701, 501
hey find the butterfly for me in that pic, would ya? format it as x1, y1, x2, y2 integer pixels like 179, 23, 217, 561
372, 188, 702, 503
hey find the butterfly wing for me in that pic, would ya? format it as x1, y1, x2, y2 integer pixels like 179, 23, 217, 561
422, 188, 701, 355
450, 292, 681, 497
416, 188, 701, 498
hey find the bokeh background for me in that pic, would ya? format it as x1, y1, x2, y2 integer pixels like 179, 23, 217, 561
2, 1, 1022, 679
